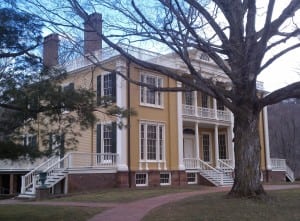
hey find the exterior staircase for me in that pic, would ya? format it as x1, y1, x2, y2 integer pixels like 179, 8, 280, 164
19, 155, 68, 198
184, 158, 234, 186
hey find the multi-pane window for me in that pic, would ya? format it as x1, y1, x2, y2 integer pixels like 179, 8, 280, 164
103, 125, 112, 153
135, 173, 148, 186
97, 73, 116, 105
217, 100, 225, 110
140, 73, 163, 107
185, 91, 194, 105
202, 134, 211, 162
187, 173, 197, 184
103, 74, 113, 97
218, 134, 227, 159
200, 53, 210, 61
202, 94, 208, 108
140, 122, 165, 161
160, 173, 171, 185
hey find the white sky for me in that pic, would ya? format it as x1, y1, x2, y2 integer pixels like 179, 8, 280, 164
257, 1, 300, 92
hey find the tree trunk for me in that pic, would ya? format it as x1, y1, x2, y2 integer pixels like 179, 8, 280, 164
229, 108, 266, 197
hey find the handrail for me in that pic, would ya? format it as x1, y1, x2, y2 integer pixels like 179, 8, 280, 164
285, 164, 295, 182
218, 159, 234, 170
21, 156, 58, 194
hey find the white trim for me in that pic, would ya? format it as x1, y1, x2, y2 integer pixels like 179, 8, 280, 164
135, 173, 148, 187
160, 172, 171, 186
116, 62, 128, 171
201, 132, 212, 163
214, 125, 219, 167
177, 82, 185, 170
139, 121, 165, 163
195, 122, 200, 159
263, 107, 272, 170
186, 172, 198, 184
140, 72, 164, 108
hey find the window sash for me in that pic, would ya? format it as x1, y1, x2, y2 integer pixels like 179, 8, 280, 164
140, 122, 165, 161
140, 74, 163, 107
202, 134, 210, 162
218, 134, 227, 159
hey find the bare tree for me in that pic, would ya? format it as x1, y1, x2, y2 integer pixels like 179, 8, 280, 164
22, 0, 300, 197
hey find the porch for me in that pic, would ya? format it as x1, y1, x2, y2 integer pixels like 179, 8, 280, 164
20, 152, 119, 197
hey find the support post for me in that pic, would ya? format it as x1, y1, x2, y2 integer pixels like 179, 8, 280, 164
214, 125, 219, 168
195, 122, 200, 159
177, 82, 185, 170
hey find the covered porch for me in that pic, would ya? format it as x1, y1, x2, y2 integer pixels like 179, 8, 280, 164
182, 121, 234, 169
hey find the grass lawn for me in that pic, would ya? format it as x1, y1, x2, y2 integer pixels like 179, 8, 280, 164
54, 186, 203, 203
0, 205, 104, 221
143, 189, 300, 221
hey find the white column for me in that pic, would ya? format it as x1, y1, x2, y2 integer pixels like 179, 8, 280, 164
213, 98, 217, 119
177, 82, 185, 170
227, 126, 234, 166
230, 112, 235, 167
214, 125, 219, 168
263, 107, 272, 170
195, 122, 200, 159
116, 59, 128, 171
194, 91, 198, 116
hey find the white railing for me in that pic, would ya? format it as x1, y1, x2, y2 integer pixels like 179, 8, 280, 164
182, 104, 196, 116
69, 152, 118, 168
217, 110, 231, 121
218, 159, 234, 175
271, 158, 286, 171
21, 156, 59, 194
286, 164, 295, 182
184, 158, 224, 185
198, 107, 216, 119
182, 105, 231, 122
21, 152, 118, 195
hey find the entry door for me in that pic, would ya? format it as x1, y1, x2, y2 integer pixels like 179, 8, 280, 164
183, 137, 195, 158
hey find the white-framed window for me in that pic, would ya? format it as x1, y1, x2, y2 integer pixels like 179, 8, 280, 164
103, 74, 113, 97
200, 53, 210, 61
140, 121, 165, 161
201, 93, 209, 108
135, 173, 148, 187
187, 172, 197, 184
218, 133, 227, 159
140, 73, 163, 108
97, 72, 116, 105
160, 172, 171, 186
202, 133, 212, 162
217, 100, 225, 110
184, 91, 194, 106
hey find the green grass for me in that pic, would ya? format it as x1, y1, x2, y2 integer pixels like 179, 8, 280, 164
0, 205, 104, 221
143, 189, 300, 221
54, 186, 203, 203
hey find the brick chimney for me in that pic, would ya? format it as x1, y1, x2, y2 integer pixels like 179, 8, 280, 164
84, 13, 102, 54
43, 33, 59, 68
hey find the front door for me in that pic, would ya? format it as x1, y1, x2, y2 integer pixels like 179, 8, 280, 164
183, 137, 195, 158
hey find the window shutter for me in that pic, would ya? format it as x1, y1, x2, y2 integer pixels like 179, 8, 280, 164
96, 124, 101, 153
23, 136, 27, 147
60, 133, 65, 158
111, 122, 117, 153
49, 133, 53, 151
111, 72, 116, 102
32, 135, 37, 149
97, 75, 102, 105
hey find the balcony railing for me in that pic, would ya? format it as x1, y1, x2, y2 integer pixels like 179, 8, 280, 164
182, 105, 231, 122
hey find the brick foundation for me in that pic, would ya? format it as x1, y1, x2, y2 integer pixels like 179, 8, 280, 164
130, 170, 187, 187
67, 173, 117, 193
116, 172, 129, 188
198, 173, 215, 186
264, 170, 286, 183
